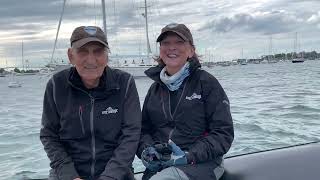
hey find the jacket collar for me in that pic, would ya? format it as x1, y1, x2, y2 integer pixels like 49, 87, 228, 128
145, 57, 201, 83
68, 66, 120, 97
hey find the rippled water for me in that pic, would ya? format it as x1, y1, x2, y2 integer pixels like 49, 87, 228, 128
0, 61, 319, 179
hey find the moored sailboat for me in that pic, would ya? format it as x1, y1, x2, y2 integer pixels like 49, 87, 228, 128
102, 0, 155, 77
291, 32, 304, 63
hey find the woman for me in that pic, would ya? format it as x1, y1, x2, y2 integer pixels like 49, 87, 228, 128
137, 23, 234, 180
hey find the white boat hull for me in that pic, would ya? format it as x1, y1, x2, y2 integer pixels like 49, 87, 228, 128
8, 82, 22, 88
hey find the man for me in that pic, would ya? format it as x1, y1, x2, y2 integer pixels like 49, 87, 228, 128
40, 26, 141, 180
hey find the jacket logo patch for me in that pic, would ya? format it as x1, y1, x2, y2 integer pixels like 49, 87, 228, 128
102, 107, 118, 115
186, 93, 201, 100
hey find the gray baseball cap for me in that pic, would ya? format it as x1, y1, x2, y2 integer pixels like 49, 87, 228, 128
156, 23, 194, 45
70, 26, 109, 49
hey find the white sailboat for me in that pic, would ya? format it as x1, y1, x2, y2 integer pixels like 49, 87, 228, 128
8, 74, 22, 88
291, 32, 304, 63
291, 56, 304, 63
52, 0, 154, 77
47, 0, 71, 73
8, 81, 22, 88
103, 0, 155, 77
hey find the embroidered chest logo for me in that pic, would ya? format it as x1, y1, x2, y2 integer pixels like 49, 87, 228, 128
102, 107, 118, 115
186, 93, 201, 100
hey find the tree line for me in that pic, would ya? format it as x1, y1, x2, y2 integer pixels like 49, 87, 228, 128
263, 51, 320, 60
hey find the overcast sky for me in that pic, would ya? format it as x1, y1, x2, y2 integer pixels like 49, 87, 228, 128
1, 0, 320, 67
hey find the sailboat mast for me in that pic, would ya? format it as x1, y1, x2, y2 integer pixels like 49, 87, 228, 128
294, 32, 297, 55
50, 0, 66, 65
269, 35, 273, 60
241, 48, 243, 59
144, 0, 152, 57
22, 40, 24, 71
101, 0, 108, 41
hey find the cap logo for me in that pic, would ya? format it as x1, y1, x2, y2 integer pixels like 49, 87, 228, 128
166, 23, 179, 28
84, 26, 97, 36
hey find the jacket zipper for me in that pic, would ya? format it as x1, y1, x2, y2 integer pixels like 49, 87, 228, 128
68, 82, 117, 178
167, 80, 188, 140
90, 97, 96, 178
168, 81, 188, 118
78, 106, 85, 135
161, 90, 168, 119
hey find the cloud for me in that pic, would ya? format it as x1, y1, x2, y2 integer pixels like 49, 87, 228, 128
307, 11, 320, 24
291, 0, 319, 2
0, 0, 63, 23
200, 10, 301, 35
1, 0, 320, 66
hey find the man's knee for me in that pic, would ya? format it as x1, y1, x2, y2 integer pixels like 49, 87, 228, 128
214, 161, 225, 180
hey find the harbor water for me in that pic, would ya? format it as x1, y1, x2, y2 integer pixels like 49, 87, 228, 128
0, 61, 319, 179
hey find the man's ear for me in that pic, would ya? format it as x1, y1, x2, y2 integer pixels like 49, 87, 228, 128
68, 48, 75, 65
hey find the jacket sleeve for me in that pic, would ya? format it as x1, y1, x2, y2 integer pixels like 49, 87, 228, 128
136, 84, 156, 159
40, 78, 79, 180
187, 77, 234, 163
100, 76, 142, 180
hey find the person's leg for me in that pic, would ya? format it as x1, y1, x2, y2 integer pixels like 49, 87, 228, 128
48, 169, 59, 180
213, 160, 225, 180
149, 167, 189, 180
141, 169, 156, 180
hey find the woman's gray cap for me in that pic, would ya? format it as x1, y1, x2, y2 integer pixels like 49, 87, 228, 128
70, 26, 109, 49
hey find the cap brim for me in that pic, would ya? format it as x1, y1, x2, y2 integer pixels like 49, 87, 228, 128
156, 30, 188, 42
72, 37, 109, 49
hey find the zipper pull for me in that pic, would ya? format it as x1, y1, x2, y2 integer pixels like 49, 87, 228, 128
91, 98, 94, 105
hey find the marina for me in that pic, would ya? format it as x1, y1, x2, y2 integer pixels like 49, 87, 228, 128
1, 0, 320, 179
0, 60, 319, 179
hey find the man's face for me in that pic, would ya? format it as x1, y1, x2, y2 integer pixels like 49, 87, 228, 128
68, 42, 108, 85
159, 33, 194, 75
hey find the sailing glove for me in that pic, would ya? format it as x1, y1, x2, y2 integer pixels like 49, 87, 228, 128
161, 140, 187, 168
141, 147, 163, 172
